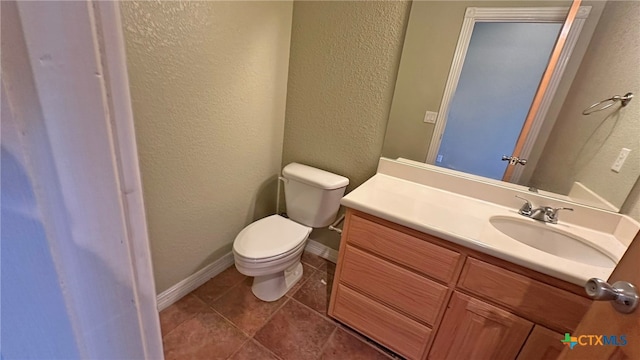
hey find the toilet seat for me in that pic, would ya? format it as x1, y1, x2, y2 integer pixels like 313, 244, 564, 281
234, 235, 307, 275
233, 215, 311, 260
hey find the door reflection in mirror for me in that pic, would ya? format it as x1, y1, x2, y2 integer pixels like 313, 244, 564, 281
436, 22, 561, 180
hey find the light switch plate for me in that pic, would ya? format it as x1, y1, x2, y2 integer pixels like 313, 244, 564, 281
423, 111, 438, 124
611, 148, 631, 173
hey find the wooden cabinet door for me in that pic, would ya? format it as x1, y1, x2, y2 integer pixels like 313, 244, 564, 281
560, 231, 640, 360
517, 325, 564, 360
429, 292, 533, 360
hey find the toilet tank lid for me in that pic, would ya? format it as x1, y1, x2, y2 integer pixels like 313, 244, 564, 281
282, 163, 349, 190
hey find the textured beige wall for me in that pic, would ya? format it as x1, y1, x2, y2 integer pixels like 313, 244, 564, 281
532, 1, 640, 213
281, 1, 411, 249
382, 0, 571, 161
621, 178, 640, 222
121, 1, 293, 293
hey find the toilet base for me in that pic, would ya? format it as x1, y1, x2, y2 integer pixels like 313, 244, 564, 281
251, 261, 303, 302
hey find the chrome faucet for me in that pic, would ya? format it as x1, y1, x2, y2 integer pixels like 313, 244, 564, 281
515, 196, 573, 224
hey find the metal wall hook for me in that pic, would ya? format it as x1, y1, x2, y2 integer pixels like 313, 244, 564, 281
582, 92, 633, 115
620, 92, 634, 106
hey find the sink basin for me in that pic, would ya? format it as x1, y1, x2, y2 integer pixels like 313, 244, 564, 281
489, 216, 616, 267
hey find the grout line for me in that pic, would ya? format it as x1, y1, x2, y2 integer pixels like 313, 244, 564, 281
251, 296, 291, 338
302, 251, 334, 270
225, 337, 252, 360
189, 280, 256, 339
301, 260, 322, 271
289, 296, 335, 325
204, 293, 255, 339
288, 279, 400, 360
287, 269, 338, 323
314, 326, 338, 360
168, 253, 333, 358
204, 277, 295, 340
281, 296, 337, 359
286, 264, 318, 298
159, 294, 204, 340
249, 338, 284, 360
210, 306, 253, 339
191, 274, 248, 306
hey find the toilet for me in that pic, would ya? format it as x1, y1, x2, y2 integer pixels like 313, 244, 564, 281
233, 163, 349, 302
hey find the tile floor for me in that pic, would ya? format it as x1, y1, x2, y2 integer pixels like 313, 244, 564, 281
159, 252, 399, 360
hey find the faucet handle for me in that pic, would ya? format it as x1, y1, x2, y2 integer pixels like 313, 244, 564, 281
548, 207, 574, 223
515, 195, 533, 216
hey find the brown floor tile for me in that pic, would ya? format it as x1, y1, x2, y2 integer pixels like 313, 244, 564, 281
286, 262, 315, 297
319, 327, 391, 360
255, 299, 336, 360
212, 278, 287, 335
293, 268, 332, 315
229, 339, 279, 360
301, 251, 328, 269
159, 294, 211, 336
322, 261, 336, 279
338, 325, 402, 359
192, 266, 246, 305
163, 311, 248, 360
324, 262, 335, 292
311, 257, 336, 285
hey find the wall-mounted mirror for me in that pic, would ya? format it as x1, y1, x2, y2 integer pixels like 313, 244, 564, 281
382, 0, 639, 212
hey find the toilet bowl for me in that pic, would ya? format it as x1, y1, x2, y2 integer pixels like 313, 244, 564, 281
232, 163, 348, 302
233, 214, 311, 301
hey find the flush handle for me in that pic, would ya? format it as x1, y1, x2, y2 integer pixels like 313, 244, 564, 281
585, 278, 638, 314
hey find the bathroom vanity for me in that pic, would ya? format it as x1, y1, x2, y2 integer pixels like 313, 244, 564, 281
327, 158, 638, 360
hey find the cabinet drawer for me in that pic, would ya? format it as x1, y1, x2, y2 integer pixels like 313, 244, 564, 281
458, 258, 591, 332
341, 245, 447, 325
347, 214, 460, 282
332, 284, 431, 360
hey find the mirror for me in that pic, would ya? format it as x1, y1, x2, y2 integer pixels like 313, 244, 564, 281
382, 0, 639, 212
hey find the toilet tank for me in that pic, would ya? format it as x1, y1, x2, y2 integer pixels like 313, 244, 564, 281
282, 163, 349, 228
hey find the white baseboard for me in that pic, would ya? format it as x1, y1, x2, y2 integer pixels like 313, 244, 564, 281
305, 239, 339, 263
156, 240, 337, 311
156, 251, 234, 311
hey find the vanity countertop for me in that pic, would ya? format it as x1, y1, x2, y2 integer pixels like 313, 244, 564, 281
341, 173, 632, 286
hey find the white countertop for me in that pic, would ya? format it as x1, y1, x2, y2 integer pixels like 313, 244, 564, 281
341, 173, 630, 286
